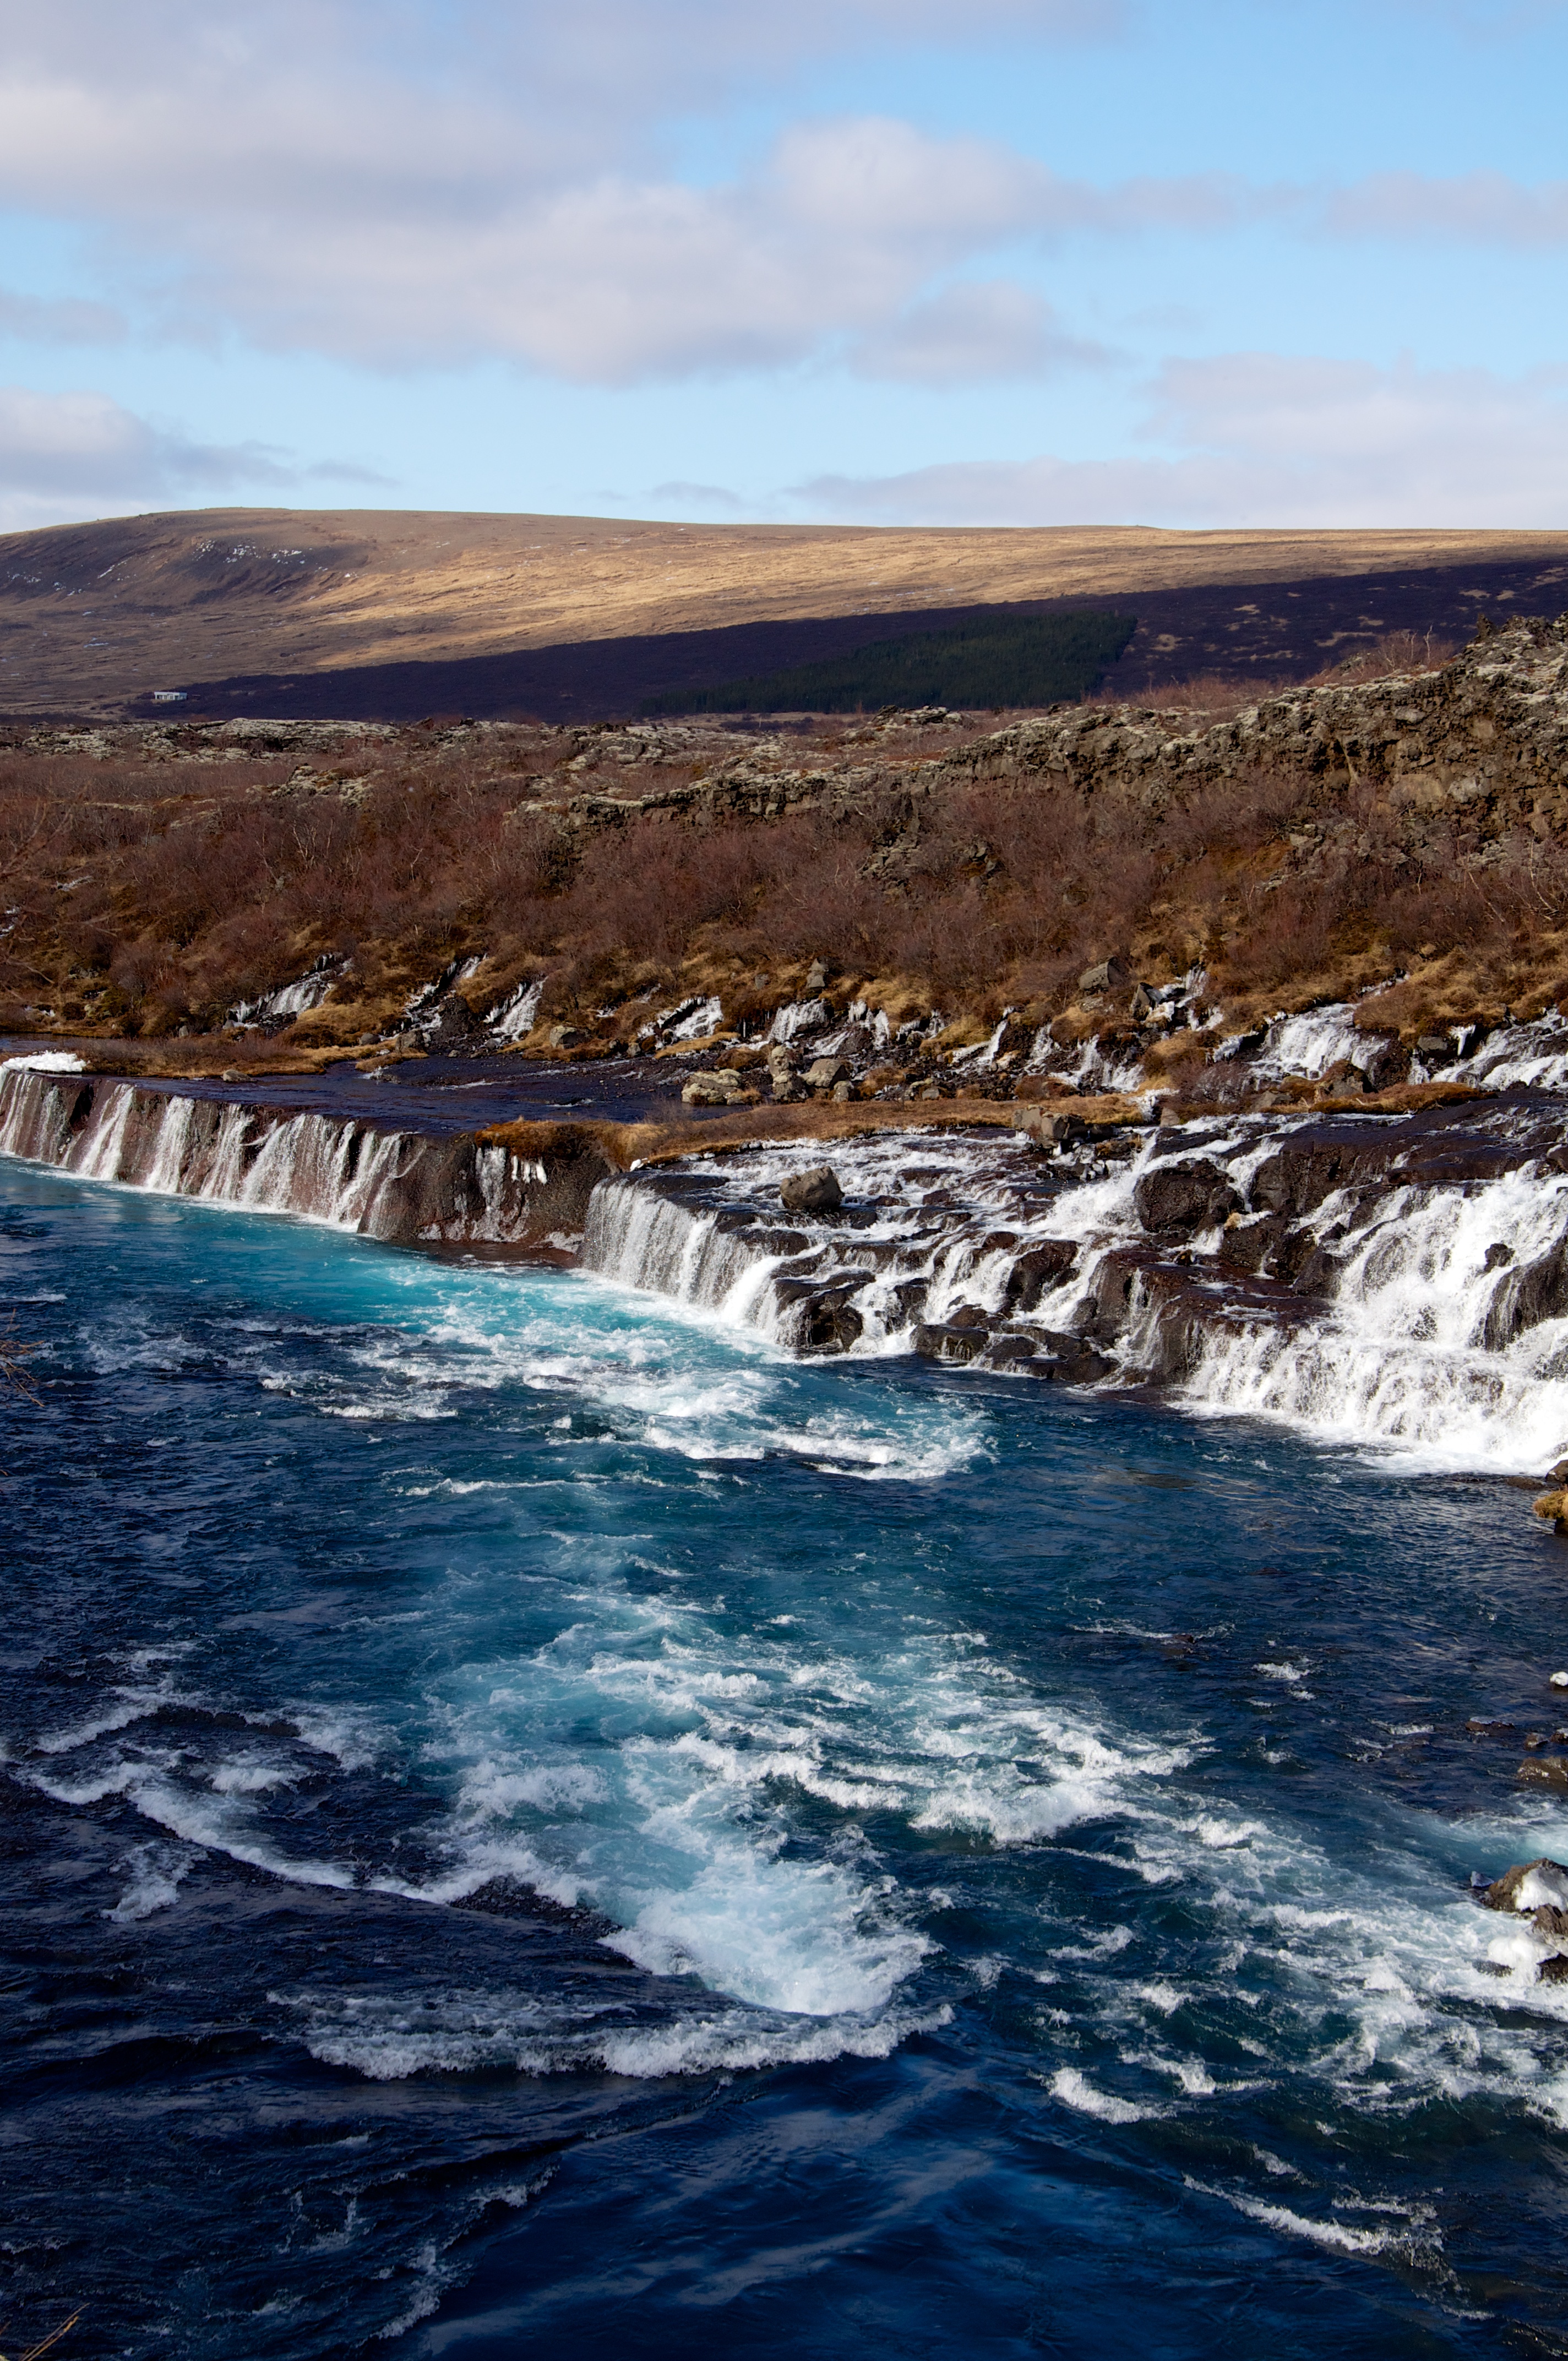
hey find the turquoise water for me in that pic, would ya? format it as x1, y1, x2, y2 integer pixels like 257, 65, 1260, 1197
2, 1163, 1566, 2357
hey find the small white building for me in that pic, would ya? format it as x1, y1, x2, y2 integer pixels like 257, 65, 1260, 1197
151, 689, 187, 704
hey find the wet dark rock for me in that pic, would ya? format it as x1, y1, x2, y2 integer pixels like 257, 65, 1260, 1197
948, 1303, 988, 1329
1036, 1345, 1115, 1383
1134, 1158, 1240, 1237
1483, 1241, 1513, 1270
1539, 1954, 1568, 1983
1482, 1233, 1568, 1349
1352, 1031, 1407, 1090
1218, 1215, 1288, 1275
1518, 1759, 1568, 1789
915, 1322, 988, 1363
1085, 1247, 1210, 1380
771, 1273, 868, 1351
780, 1163, 843, 1213
801, 1293, 865, 1352
1467, 1718, 1521, 1741
1250, 1142, 1362, 1217
1479, 1857, 1568, 1912
886, 1277, 929, 1326
1287, 1242, 1342, 1297
984, 1332, 1042, 1364
1001, 1237, 1079, 1313
748, 1226, 810, 1257
424, 993, 482, 1052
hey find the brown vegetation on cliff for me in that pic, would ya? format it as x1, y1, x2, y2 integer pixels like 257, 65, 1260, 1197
1, 617, 1565, 1077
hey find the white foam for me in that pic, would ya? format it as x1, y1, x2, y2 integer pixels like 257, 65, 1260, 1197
105, 1842, 192, 1922
1201, 2185, 1395, 2256
1049, 2066, 1161, 2124
279, 1983, 951, 2082
1515, 1862, 1568, 1913
0, 1049, 85, 1073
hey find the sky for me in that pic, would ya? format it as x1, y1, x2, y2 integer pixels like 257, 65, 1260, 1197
1, 0, 1566, 535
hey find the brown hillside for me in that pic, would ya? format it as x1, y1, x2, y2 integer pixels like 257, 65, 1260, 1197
3, 507, 1568, 719
3, 614, 1566, 1095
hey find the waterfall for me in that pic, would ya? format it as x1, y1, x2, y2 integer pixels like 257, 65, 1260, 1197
13, 1057, 1568, 1468
582, 1177, 787, 1333
1171, 1164, 1568, 1465
578, 1112, 1568, 1469
0, 1068, 609, 1253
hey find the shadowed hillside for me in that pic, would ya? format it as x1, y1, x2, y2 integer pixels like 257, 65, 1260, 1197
3, 507, 1567, 720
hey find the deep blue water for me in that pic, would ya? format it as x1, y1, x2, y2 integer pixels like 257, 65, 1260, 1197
3, 1163, 1567, 2359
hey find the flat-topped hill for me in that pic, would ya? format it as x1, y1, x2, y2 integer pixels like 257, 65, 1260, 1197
3, 507, 1568, 720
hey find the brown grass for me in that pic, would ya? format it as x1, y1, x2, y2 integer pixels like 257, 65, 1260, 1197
483, 1090, 1163, 1173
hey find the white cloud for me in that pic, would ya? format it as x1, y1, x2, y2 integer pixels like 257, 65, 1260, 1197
850, 280, 1111, 383
796, 353, 1568, 526
0, 0, 1564, 398
1322, 170, 1568, 243
71, 113, 1117, 380
0, 2, 1193, 382
0, 385, 385, 531
0, 289, 126, 344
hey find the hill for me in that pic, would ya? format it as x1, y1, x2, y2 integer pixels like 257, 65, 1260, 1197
2, 508, 1567, 720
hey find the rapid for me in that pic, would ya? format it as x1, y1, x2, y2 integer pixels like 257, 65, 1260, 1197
2, 1089, 1568, 2355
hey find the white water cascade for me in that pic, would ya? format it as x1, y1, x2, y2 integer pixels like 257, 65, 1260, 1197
12, 1056, 1568, 1470
1170, 1164, 1568, 1467
0, 1065, 594, 1249
581, 1115, 1568, 1472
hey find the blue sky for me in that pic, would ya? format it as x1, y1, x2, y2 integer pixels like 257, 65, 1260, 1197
1, 0, 1565, 532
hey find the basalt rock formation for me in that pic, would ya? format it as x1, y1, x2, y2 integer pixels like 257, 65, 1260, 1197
508, 613, 1568, 863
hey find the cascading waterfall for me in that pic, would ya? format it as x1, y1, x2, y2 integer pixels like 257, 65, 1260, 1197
583, 1176, 788, 1334
1170, 1165, 1568, 1465
12, 1053, 1568, 1466
0, 1064, 604, 1250
580, 1112, 1568, 1470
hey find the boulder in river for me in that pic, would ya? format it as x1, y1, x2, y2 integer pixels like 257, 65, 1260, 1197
1479, 1858, 1568, 1914
1479, 1858, 1568, 1980
1001, 1238, 1078, 1314
780, 1164, 843, 1214
915, 1322, 988, 1363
